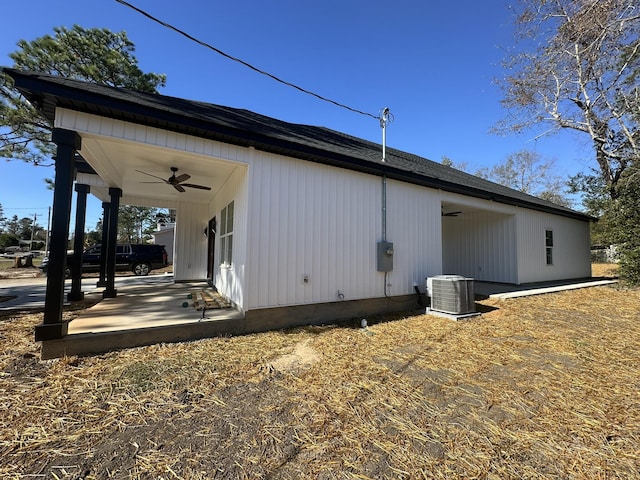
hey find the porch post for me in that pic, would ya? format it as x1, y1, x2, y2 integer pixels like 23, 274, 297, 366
103, 187, 121, 299
97, 201, 110, 287
68, 184, 90, 301
36, 129, 81, 342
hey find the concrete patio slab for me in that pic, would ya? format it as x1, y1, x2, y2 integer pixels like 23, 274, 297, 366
36, 274, 243, 359
474, 278, 618, 300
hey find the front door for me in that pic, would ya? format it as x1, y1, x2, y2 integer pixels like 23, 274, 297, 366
206, 216, 216, 286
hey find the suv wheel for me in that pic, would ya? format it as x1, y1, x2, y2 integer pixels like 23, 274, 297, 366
132, 262, 151, 276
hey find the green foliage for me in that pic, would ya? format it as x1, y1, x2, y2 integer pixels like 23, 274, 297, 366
84, 218, 103, 247
0, 233, 19, 250
0, 203, 6, 233
118, 206, 162, 244
607, 168, 640, 285
568, 171, 614, 247
618, 247, 640, 286
1, 25, 166, 165
4, 215, 20, 235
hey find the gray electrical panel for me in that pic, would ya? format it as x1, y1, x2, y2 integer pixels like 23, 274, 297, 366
377, 241, 394, 272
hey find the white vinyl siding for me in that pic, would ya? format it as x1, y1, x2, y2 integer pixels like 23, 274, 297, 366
442, 209, 518, 283
545, 229, 554, 265
172, 202, 209, 281
245, 152, 443, 310
56, 107, 592, 312
517, 211, 591, 283
211, 166, 248, 311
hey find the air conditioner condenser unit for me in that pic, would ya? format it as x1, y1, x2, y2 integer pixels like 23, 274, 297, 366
427, 275, 475, 315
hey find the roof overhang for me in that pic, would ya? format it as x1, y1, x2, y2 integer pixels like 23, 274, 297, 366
3, 68, 595, 222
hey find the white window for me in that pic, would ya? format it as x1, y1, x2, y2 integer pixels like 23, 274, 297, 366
220, 201, 234, 266
545, 229, 553, 265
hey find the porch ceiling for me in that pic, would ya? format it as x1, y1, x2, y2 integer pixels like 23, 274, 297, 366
441, 201, 487, 217
441, 198, 516, 218
78, 134, 238, 206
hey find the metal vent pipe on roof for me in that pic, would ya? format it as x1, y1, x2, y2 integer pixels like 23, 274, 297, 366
380, 107, 390, 163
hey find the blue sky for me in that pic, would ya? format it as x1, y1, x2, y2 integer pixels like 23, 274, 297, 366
1, 0, 596, 230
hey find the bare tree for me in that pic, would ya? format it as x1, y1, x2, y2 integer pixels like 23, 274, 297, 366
441, 155, 468, 172
498, 0, 640, 198
476, 150, 572, 207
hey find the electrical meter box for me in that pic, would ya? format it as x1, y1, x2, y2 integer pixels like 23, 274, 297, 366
377, 241, 394, 272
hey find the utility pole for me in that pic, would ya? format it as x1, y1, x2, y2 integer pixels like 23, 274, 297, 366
29, 212, 38, 251
45, 206, 51, 253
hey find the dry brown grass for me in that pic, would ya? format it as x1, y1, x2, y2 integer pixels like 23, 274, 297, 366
591, 262, 619, 278
1, 281, 639, 479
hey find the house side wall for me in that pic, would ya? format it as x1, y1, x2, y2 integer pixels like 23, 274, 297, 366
211, 165, 249, 312
385, 180, 443, 294
442, 210, 518, 283
54, 108, 592, 306
173, 203, 209, 281
151, 228, 174, 263
516, 210, 591, 283
245, 151, 442, 310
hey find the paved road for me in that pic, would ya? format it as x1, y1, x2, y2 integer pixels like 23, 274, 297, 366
0, 276, 53, 311
0, 274, 175, 312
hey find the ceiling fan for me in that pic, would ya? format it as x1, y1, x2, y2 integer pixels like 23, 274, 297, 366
442, 210, 462, 217
136, 166, 211, 193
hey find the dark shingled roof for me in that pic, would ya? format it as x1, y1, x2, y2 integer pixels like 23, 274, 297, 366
2, 68, 592, 221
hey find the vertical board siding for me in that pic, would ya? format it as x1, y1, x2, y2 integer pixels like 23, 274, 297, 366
517, 210, 591, 283
385, 180, 443, 295
173, 202, 209, 281
246, 154, 443, 309
247, 152, 379, 309
212, 166, 248, 311
56, 107, 592, 305
442, 210, 518, 283
55, 109, 246, 163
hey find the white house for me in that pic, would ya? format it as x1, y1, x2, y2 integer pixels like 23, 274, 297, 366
151, 222, 175, 264
4, 69, 592, 341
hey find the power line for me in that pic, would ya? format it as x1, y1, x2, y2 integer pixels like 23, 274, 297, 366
2, 207, 50, 210
114, 0, 380, 120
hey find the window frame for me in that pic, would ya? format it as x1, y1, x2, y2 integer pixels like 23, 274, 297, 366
220, 201, 234, 267
545, 229, 554, 265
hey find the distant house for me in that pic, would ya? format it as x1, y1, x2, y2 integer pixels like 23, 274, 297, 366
3, 69, 593, 343
151, 222, 175, 263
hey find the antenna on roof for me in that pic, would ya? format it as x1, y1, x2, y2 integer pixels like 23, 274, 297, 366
379, 107, 393, 162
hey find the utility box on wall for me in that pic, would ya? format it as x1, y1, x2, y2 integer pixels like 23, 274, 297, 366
377, 241, 394, 272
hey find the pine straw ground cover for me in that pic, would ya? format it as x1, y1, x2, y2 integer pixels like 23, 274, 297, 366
1, 268, 639, 479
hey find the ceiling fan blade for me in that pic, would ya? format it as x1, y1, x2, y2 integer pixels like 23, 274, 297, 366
174, 173, 191, 183
138, 167, 207, 193
137, 170, 169, 182
442, 211, 462, 217
182, 183, 212, 191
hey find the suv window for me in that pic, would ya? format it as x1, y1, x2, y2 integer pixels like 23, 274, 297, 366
116, 245, 130, 254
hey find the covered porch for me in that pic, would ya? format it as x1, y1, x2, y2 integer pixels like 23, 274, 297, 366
41, 274, 244, 359
36, 111, 247, 351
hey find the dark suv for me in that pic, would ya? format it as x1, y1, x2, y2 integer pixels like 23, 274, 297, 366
40, 244, 168, 277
